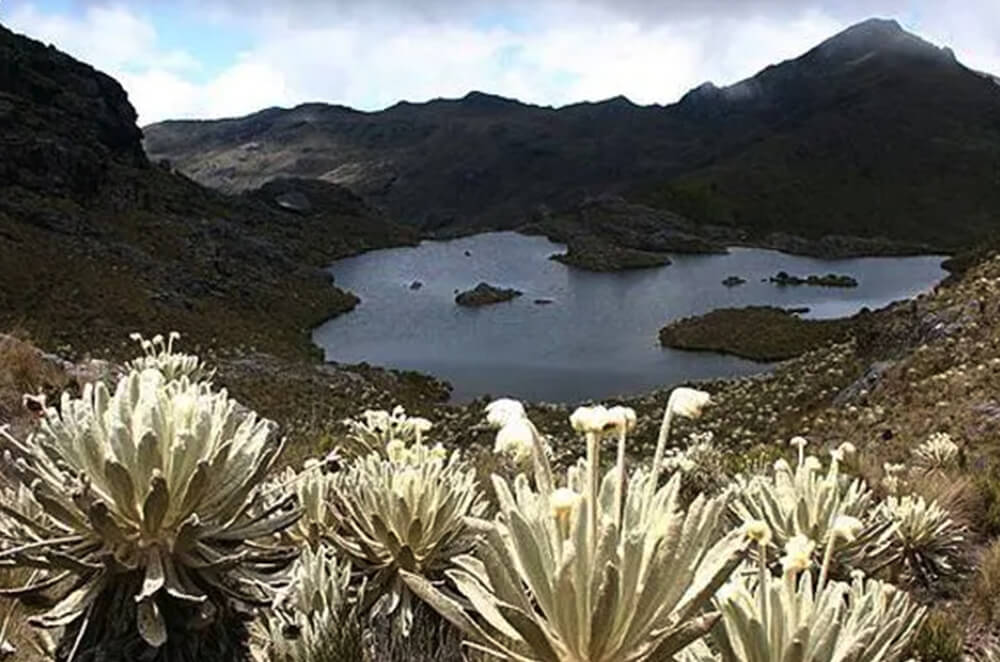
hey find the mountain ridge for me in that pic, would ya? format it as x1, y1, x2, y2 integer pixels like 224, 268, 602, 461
143, 17, 1000, 254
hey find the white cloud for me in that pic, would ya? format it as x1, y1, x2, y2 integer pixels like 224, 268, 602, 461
5, 4, 199, 74
2, 1, 998, 125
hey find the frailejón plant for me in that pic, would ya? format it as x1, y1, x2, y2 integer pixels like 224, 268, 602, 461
879, 494, 966, 586
912, 432, 961, 473
710, 530, 926, 662
731, 439, 895, 577
404, 388, 753, 662
261, 545, 354, 662
0, 365, 298, 661
267, 461, 338, 550
327, 436, 486, 636
340, 406, 433, 458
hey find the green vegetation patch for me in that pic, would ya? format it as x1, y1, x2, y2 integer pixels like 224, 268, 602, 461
659, 305, 856, 361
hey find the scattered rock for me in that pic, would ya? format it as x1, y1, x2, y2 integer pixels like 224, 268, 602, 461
834, 360, 895, 405
455, 282, 523, 307
409, 280, 423, 290
722, 276, 746, 287
273, 190, 312, 213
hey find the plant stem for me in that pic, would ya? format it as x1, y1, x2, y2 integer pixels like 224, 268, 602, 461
586, 431, 599, 547
757, 544, 769, 631
613, 429, 627, 529
647, 392, 677, 504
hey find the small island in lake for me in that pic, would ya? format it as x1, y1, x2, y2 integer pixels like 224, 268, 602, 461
722, 276, 746, 287
658, 306, 856, 361
550, 236, 671, 271
455, 282, 523, 306
769, 271, 859, 287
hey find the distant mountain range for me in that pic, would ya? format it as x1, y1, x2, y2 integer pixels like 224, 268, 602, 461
144, 18, 1000, 254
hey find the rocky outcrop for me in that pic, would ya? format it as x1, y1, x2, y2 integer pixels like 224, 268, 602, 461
0, 25, 416, 361
455, 283, 522, 306
0, 24, 146, 200
770, 271, 859, 287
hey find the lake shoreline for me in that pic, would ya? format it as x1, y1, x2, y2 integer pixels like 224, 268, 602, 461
313, 232, 947, 402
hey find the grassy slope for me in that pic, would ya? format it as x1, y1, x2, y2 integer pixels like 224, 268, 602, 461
639, 38, 1000, 249
4, 247, 1000, 657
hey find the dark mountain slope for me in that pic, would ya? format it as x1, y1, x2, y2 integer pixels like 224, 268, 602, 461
144, 18, 1000, 252
643, 18, 1000, 246
0, 23, 416, 358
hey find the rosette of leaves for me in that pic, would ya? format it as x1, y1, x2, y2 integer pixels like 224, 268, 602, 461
127, 332, 214, 382
731, 451, 895, 578
911, 433, 961, 473
711, 553, 925, 661
266, 463, 338, 551
327, 440, 486, 636
403, 391, 752, 662
0, 367, 298, 662
879, 494, 967, 586
339, 406, 433, 458
262, 545, 358, 662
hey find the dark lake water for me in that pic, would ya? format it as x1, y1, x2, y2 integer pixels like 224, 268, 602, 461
313, 232, 946, 402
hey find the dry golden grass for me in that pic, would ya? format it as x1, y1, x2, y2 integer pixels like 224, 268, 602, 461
0, 331, 70, 433
0, 569, 50, 662
908, 608, 967, 662
971, 540, 1000, 627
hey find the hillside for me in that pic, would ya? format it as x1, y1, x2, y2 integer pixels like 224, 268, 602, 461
0, 23, 417, 361
145, 18, 1000, 254
4, 217, 1000, 661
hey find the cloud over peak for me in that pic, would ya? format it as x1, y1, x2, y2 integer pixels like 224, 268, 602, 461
3, 0, 998, 124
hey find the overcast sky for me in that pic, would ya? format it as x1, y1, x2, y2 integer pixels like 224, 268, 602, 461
2, 1, 998, 124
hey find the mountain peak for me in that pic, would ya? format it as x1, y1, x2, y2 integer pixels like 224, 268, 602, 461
460, 91, 521, 107
841, 17, 904, 38
815, 17, 954, 63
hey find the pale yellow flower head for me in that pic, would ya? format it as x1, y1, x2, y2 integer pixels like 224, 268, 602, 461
804, 456, 822, 472
832, 515, 864, 542
669, 388, 711, 420
780, 535, 815, 574
606, 406, 637, 434
550, 487, 581, 519
743, 519, 772, 547
485, 398, 526, 429
570, 405, 612, 434
838, 442, 857, 457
